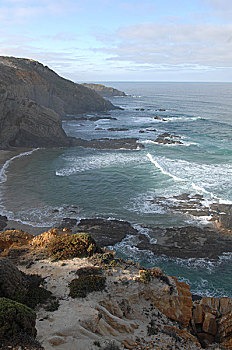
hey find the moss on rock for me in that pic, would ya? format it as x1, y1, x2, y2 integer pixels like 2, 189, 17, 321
0, 297, 36, 339
69, 275, 106, 298
47, 233, 100, 260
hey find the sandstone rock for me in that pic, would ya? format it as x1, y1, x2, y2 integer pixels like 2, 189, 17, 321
202, 312, 217, 335
31, 229, 71, 248
193, 304, 203, 324
217, 311, 232, 344
0, 230, 33, 254
197, 333, 215, 347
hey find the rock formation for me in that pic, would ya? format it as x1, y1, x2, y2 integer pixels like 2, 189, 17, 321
1, 228, 232, 349
82, 83, 126, 98
0, 56, 116, 149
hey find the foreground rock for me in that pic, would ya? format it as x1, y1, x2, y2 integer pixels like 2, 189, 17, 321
137, 226, 232, 259
82, 83, 126, 98
0, 56, 116, 149
1, 229, 232, 349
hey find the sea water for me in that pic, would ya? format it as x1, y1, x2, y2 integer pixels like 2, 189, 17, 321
1, 82, 232, 297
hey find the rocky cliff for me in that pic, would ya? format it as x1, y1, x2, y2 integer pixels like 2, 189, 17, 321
0, 56, 116, 149
82, 83, 126, 97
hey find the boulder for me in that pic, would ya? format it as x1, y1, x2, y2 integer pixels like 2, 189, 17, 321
202, 312, 217, 335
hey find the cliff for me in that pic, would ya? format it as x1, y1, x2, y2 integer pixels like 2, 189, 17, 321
82, 83, 126, 98
0, 57, 116, 149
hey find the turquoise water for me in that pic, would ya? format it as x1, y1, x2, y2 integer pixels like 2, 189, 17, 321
1, 82, 232, 297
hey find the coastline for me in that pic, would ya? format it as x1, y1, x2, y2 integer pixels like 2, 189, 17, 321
0, 148, 51, 235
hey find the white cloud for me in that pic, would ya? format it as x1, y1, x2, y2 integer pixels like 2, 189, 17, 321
94, 23, 232, 71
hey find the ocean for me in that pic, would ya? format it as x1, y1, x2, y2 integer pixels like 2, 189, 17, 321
1, 82, 232, 297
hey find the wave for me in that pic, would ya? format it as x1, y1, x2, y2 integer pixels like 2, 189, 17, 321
0, 148, 40, 185
146, 153, 232, 204
56, 152, 143, 177
142, 140, 199, 147
146, 153, 185, 182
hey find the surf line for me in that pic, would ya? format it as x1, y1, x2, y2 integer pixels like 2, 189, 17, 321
0, 148, 40, 184
146, 153, 185, 182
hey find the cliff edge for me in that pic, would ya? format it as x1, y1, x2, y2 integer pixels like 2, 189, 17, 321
0, 57, 116, 149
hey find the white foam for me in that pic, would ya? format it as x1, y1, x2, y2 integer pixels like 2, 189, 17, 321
146, 154, 232, 204
147, 153, 185, 182
56, 152, 144, 177
0, 148, 40, 184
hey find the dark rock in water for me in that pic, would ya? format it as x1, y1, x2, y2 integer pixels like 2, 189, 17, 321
108, 128, 129, 132
0, 215, 7, 230
81, 83, 126, 98
155, 132, 183, 145
75, 218, 138, 247
147, 128, 157, 132
73, 137, 144, 150
210, 203, 232, 230
57, 218, 78, 230
136, 226, 232, 259
95, 127, 104, 131
157, 108, 166, 111
89, 116, 117, 121
139, 130, 145, 133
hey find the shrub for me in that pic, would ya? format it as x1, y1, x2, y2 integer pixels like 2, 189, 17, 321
47, 233, 100, 260
75, 266, 102, 277
0, 298, 36, 339
90, 252, 122, 269
139, 270, 151, 284
69, 275, 106, 298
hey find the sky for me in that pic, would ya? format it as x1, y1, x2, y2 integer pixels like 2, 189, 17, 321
0, 0, 232, 82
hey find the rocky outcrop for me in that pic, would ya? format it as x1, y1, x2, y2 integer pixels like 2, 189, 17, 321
0, 230, 33, 255
82, 83, 126, 98
74, 218, 138, 247
137, 226, 232, 259
0, 56, 116, 149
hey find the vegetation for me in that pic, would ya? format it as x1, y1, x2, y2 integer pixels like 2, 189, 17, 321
90, 252, 122, 269
69, 275, 106, 298
47, 233, 100, 260
75, 266, 102, 277
0, 298, 36, 339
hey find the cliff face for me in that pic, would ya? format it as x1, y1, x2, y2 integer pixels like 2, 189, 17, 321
82, 83, 126, 98
0, 56, 116, 149
0, 57, 115, 116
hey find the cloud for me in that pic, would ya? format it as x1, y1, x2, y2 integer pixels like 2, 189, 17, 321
204, 0, 232, 20
94, 22, 232, 71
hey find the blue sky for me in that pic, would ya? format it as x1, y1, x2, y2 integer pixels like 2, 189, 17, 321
0, 0, 232, 82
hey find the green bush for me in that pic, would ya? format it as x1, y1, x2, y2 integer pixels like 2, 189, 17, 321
69, 275, 106, 298
139, 270, 151, 284
47, 233, 100, 260
0, 298, 36, 339
75, 266, 102, 277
